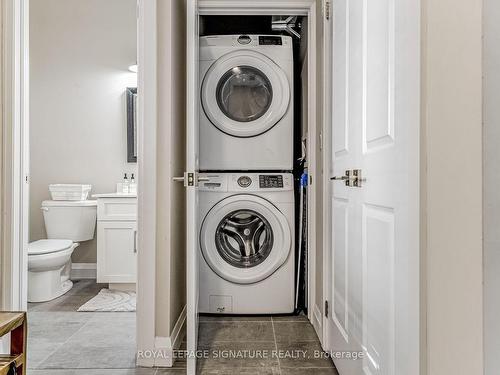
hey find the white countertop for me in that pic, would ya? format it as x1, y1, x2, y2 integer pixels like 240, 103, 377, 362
92, 193, 137, 198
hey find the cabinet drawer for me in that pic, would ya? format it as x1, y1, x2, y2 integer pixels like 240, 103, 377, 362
97, 198, 137, 221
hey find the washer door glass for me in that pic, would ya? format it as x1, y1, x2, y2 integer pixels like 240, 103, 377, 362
200, 194, 292, 284
215, 209, 274, 268
216, 66, 273, 123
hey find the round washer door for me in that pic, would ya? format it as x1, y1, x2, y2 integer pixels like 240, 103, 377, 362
201, 50, 290, 138
200, 194, 291, 284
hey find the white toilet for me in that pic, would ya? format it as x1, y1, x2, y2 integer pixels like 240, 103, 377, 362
28, 200, 97, 302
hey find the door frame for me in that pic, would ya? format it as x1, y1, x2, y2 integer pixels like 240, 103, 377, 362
1, 0, 153, 362
136, 0, 157, 366
1, 0, 29, 312
198, 0, 319, 328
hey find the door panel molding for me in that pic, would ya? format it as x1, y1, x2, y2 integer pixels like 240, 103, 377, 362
361, 203, 395, 375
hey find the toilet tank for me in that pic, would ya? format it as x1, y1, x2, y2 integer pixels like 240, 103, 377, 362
41, 200, 97, 241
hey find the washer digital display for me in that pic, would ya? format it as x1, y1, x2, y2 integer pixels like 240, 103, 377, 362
259, 36, 282, 45
259, 175, 284, 188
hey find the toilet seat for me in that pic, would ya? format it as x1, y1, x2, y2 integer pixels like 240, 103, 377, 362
28, 239, 73, 255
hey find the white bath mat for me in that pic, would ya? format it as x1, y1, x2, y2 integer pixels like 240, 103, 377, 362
78, 289, 136, 312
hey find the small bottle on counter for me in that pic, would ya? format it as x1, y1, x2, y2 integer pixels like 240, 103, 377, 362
122, 173, 129, 194
129, 173, 137, 194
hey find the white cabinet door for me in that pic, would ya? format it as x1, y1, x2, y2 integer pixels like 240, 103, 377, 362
324, 0, 420, 374
97, 221, 137, 283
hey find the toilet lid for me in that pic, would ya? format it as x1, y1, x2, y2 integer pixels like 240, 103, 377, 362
28, 239, 73, 255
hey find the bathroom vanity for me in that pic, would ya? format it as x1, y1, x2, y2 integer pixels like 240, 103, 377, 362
93, 193, 137, 291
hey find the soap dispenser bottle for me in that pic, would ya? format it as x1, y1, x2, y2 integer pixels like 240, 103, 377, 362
130, 173, 137, 194
122, 173, 129, 194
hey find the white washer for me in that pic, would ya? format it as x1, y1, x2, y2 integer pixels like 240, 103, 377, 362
200, 35, 294, 171
199, 173, 295, 314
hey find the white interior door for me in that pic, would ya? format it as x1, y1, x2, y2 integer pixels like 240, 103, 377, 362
325, 0, 420, 374
186, 0, 200, 374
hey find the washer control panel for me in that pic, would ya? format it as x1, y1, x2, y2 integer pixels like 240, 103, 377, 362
259, 175, 284, 188
200, 174, 293, 192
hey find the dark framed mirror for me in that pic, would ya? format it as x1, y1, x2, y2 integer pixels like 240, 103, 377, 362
126, 87, 137, 163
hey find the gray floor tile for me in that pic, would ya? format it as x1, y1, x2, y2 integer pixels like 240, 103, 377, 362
271, 314, 308, 322
28, 311, 93, 324
280, 368, 339, 375
88, 311, 137, 321
197, 367, 280, 375
28, 369, 155, 375
65, 315, 136, 346
273, 322, 319, 343
66, 280, 107, 296
197, 341, 279, 370
28, 281, 137, 371
28, 280, 105, 312
28, 312, 91, 343
38, 342, 137, 369
27, 280, 327, 375
198, 322, 274, 344
29, 294, 95, 312
199, 315, 272, 322
26, 338, 64, 368
275, 341, 335, 369
155, 370, 187, 375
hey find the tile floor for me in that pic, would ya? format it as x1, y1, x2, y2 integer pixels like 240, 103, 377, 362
27, 280, 338, 375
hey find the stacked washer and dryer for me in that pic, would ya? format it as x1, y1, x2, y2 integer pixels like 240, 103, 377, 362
198, 34, 296, 314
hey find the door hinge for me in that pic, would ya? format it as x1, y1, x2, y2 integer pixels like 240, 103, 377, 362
325, 0, 331, 20
325, 300, 329, 318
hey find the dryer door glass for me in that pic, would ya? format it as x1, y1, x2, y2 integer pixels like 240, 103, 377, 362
216, 66, 273, 123
215, 209, 274, 268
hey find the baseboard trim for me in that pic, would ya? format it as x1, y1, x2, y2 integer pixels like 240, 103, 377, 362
71, 263, 97, 280
153, 305, 187, 367
312, 304, 323, 342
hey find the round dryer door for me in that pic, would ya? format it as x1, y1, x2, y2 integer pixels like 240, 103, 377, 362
201, 50, 290, 138
200, 194, 292, 284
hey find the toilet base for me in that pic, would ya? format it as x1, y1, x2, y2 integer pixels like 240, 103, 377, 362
28, 267, 74, 303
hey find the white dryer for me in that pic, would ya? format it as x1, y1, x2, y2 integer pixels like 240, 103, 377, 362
199, 35, 294, 171
199, 173, 295, 314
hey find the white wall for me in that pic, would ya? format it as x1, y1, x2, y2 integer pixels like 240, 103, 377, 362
422, 0, 484, 373
483, 0, 500, 373
29, 0, 137, 263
